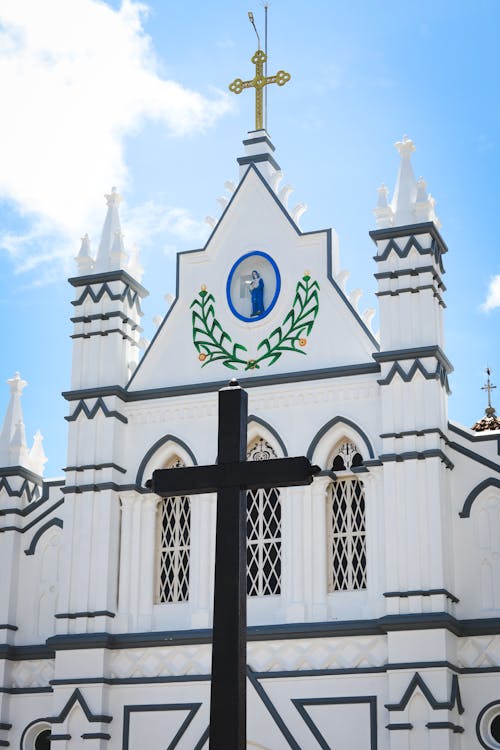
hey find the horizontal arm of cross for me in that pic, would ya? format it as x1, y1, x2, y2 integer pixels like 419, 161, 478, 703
148, 457, 320, 497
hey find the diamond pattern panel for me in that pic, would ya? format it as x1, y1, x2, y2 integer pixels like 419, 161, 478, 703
329, 478, 367, 592
246, 439, 281, 598
158, 494, 191, 604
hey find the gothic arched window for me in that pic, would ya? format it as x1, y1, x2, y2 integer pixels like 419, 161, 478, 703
328, 440, 367, 592
157, 457, 191, 604
246, 438, 281, 597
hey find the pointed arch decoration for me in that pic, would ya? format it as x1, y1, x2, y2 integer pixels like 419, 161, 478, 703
135, 434, 197, 488
459, 478, 500, 518
307, 416, 375, 465
247, 415, 288, 457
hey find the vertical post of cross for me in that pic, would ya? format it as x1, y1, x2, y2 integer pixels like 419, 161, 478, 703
209, 380, 247, 748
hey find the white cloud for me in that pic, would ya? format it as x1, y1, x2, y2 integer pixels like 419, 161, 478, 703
0, 0, 230, 277
482, 276, 500, 312
121, 199, 210, 251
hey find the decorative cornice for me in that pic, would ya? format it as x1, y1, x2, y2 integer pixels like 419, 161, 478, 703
62, 363, 380, 404
379, 449, 454, 470
373, 345, 453, 372
384, 589, 459, 603
237, 152, 281, 171
69, 269, 148, 296
385, 672, 463, 714
370, 222, 447, 274
377, 360, 450, 392
65, 398, 128, 424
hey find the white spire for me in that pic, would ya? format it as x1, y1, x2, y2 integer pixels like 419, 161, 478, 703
95, 187, 123, 271
0, 373, 27, 464
0, 373, 47, 474
109, 230, 128, 270
392, 136, 418, 226
127, 243, 144, 283
29, 429, 48, 476
75, 233, 94, 274
9, 420, 29, 466
373, 136, 440, 228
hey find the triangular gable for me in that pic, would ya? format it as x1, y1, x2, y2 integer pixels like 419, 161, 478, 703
128, 164, 378, 393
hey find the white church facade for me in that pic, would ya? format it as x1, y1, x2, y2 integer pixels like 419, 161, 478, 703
1, 125, 500, 749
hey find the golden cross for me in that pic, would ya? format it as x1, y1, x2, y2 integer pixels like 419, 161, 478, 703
229, 49, 291, 131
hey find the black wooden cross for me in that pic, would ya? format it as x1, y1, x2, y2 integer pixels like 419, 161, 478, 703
147, 379, 319, 749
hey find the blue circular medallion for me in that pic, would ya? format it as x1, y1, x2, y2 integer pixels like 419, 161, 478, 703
226, 251, 281, 322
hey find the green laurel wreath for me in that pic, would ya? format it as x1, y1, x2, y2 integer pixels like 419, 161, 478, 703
190, 273, 319, 371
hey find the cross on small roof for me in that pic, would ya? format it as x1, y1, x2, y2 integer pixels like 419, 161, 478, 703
482, 367, 497, 416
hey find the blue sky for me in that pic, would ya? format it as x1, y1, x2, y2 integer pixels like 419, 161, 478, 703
1, 0, 499, 476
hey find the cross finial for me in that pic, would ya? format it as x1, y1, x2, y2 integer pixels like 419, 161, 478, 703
482, 367, 497, 416
229, 49, 291, 131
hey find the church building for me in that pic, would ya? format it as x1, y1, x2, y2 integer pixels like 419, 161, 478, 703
2, 45, 500, 750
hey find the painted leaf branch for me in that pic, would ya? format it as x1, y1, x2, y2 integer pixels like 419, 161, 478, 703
190, 275, 319, 371
247, 275, 319, 370
191, 288, 248, 370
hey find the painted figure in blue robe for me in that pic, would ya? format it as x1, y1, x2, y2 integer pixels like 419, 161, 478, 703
249, 270, 264, 316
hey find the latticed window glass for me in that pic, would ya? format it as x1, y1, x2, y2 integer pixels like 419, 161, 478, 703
328, 441, 367, 592
246, 438, 281, 597
157, 457, 191, 604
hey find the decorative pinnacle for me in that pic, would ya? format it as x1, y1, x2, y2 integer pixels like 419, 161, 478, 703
482, 367, 497, 416
395, 135, 416, 157
105, 186, 122, 207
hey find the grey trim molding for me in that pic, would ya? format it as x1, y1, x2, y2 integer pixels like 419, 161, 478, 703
49, 734, 71, 741
0, 499, 64, 534
384, 588, 459, 603
385, 672, 463, 714
449, 441, 500, 474
64, 463, 126, 474
247, 667, 300, 750
55, 611, 115, 620
242, 134, 275, 150
460, 478, 500, 518
247, 415, 288, 456
122, 702, 201, 750
386, 723, 413, 730
369, 222, 448, 274
61, 482, 137, 495
0, 626, 17, 631
69, 268, 148, 294
379, 449, 454, 470
380, 428, 447, 440
48, 688, 112, 724
71, 310, 142, 331
81, 733, 111, 740
426, 721, 464, 733
64, 364, 381, 405
376, 283, 446, 308
43, 613, 500, 653
71, 329, 138, 345
307, 415, 375, 461
377, 360, 450, 393
0, 644, 54, 660
24, 518, 63, 556
66, 398, 128, 424
292, 695, 377, 750
135, 434, 198, 488
374, 345, 453, 372
375, 264, 445, 290
0, 479, 65, 518
237, 152, 281, 170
